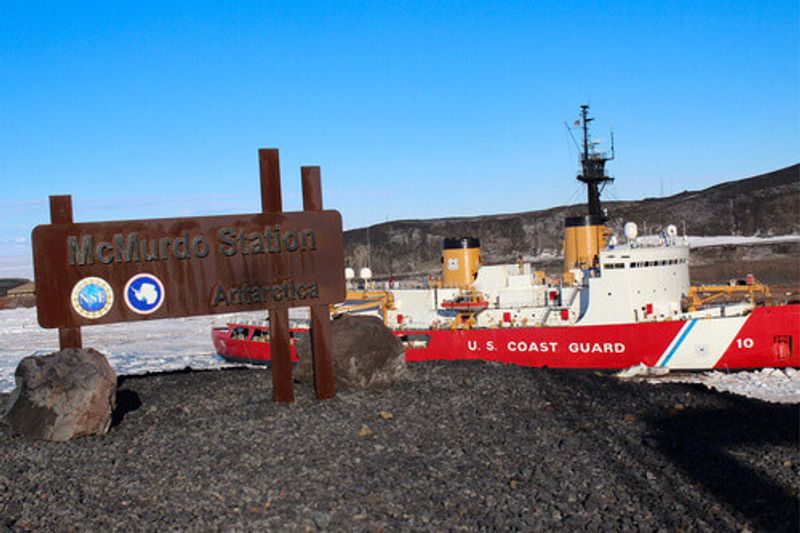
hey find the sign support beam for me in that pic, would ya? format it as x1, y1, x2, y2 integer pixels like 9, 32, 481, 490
259, 149, 295, 403
50, 195, 82, 350
302, 166, 336, 400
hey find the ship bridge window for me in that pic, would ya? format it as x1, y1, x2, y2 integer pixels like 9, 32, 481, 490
231, 327, 250, 340
251, 329, 270, 342
603, 263, 625, 270
630, 259, 686, 268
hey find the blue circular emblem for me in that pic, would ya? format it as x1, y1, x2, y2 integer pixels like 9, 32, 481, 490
124, 273, 165, 315
71, 277, 114, 319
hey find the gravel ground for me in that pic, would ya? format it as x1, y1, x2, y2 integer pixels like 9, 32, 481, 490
1, 362, 798, 531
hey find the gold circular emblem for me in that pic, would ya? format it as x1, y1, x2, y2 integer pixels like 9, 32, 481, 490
70, 277, 114, 319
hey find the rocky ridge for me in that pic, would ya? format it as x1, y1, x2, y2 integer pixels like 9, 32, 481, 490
344, 164, 799, 282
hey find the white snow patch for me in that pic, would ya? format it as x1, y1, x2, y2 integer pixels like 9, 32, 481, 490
617, 365, 800, 404
527, 235, 799, 261
615, 363, 669, 379
644, 368, 800, 404
635, 234, 800, 248
687, 234, 800, 248
0, 306, 309, 393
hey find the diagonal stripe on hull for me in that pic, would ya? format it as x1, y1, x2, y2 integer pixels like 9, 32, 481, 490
661, 316, 747, 369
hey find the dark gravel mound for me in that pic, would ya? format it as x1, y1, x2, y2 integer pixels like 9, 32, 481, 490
1, 363, 797, 531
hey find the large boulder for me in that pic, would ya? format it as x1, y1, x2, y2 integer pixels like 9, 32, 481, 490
5, 348, 117, 441
295, 314, 406, 390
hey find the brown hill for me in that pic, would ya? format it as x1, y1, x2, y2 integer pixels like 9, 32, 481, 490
344, 164, 800, 278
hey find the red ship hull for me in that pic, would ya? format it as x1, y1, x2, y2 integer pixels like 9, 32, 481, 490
212, 304, 799, 370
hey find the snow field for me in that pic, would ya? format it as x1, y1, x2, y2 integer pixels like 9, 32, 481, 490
0, 307, 309, 393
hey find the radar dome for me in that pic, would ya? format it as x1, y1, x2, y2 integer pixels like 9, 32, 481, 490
344, 267, 355, 280
666, 224, 678, 237
359, 267, 372, 280
624, 222, 638, 240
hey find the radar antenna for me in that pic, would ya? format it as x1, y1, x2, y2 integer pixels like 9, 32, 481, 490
575, 104, 614, 222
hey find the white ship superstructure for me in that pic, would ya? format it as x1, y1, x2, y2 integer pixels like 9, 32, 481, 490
352, 105, 764, 331
374, 225, 756, 331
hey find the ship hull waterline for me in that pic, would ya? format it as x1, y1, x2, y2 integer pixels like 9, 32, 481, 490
211, 304, 799, 370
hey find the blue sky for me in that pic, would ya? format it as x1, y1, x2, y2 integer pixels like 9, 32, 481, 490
1, 1, 798, 257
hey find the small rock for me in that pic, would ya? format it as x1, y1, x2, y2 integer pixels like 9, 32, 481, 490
379, 410, 394, 421
673, 403, 686, 411
313, 511, 331, 528
4, 348, 117, 441
509, 480, 519, 489
623, 414, 637, 423
295, 315, 406, 390
357, 425, 373, 438
783, 459, 793, 468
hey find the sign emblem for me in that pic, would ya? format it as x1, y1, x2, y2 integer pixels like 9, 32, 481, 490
124, 273, 165, 315
71, 277, 114, 319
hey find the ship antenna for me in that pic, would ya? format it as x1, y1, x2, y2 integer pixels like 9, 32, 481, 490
581, 104, 591, 164
576, 104, 614, 222
610, 130, 615, 160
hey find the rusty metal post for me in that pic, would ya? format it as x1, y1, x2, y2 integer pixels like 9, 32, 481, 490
49, 195, 82, 350
301, 166, 336, 400
258, 149, 294, 403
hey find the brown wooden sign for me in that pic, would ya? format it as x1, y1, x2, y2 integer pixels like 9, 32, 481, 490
31, 148, 341, 402
32, 210, 345, 328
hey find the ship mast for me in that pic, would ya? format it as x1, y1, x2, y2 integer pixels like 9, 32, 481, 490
576, 104, 614, 222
